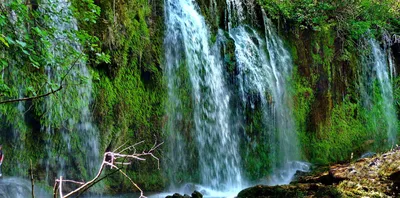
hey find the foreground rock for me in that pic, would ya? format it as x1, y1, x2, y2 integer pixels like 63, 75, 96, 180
165, 190, 203, 198
238, 147, 400, 197
238, 183, 340, 197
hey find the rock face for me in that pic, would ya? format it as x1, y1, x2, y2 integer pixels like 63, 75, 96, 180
238, 147, 400, 198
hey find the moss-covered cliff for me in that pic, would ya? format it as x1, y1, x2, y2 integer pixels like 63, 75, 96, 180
0, 0, 399, 194
83, 0, 167, 192
0, 0, 167, 193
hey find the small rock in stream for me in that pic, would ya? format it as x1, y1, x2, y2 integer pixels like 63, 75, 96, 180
165, 191, 203, 198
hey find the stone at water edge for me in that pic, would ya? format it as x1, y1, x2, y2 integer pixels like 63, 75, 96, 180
389, 170, 400, 196
165, 193, 184, 198
165, 191, 203, 198
236, 184, 340, 198
238, 146, 400, 197
191, 190, 203, 198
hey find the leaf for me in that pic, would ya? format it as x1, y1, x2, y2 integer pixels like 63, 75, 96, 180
28, 56, 40, 68
22, 49, 30, 56
0, 15, 6, 26
95, 52, 111, 64
26, 86, 37, 96
16, 40, 27, 48
0, 60, 8, 68
5, 36, 15, 45
33, 27, 47, 37
0, 35, 8, 47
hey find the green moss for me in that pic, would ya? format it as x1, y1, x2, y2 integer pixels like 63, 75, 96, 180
88, 0, 167, 192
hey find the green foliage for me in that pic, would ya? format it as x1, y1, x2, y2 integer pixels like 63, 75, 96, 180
393, 76, 400, 112
298, 91, 395, 166
260, 0, 399, 38
242, 106, 274, 180
291, 68, 314, 134
0, 0, 107, 185
308, 100, 368, 164
90, 0, 166, 192
282, 9, 395, 166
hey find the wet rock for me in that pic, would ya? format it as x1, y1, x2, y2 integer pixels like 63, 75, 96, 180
191, 190, 203, 198
329, 164, 350, 181
293, 169, 309, 180
297, 171, 335, 185
165, 191, 203, 198
165, 193, 184, 198
237, 184, 340, 198
239, 148, 400, 197
390, 171, 400, 195
389, 171, 400, 182
360, 151, 376, 159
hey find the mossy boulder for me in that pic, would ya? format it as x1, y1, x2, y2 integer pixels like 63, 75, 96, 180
237, 183, 341, 198
238, 147, 400, 198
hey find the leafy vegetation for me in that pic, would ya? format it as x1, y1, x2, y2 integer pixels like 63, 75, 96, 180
0, 0, 166, 192
0, 0, 399, 194
260, 0, 400, 38
0, 0, 106, 181
269, 0, 400, 166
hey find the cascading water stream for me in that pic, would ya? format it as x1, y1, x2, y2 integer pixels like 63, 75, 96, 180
164, 0, 242, 192
40, 0, 99, 180
361, 38, 398, 146
164, 0, 308, 192
227, 0, 307, 185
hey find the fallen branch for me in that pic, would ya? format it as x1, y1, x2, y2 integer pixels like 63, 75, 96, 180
54, 140, 163, 198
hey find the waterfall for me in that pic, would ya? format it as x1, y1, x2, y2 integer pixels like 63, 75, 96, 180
40, 0, 99, 180
361, 38, 398, 146
164, 0, 242, 191
227, 0, 306, 185
164, 0, 308, 191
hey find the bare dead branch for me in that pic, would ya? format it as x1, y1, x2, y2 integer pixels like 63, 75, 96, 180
119, 140, 145, 153
55, 179, 85, 185
113, 141, 129, 153
59, 176, 63, 198
54, 140, 163, 198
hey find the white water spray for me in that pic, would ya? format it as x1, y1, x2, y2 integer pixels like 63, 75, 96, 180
164, 0, 243, 191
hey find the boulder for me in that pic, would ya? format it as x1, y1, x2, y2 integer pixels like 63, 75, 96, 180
238, 147, 400, 198
237, 183, 340, 198
165, 191, 203, 198
165, 193, 184, 198
296, 171, 336, 185
191, 190, 203, 198
389, 171, 400, 195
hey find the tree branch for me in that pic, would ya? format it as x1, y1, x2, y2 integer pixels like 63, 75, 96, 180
54, 140, 163, 198
0, 52, 84, 104
0, 85, 62, 104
